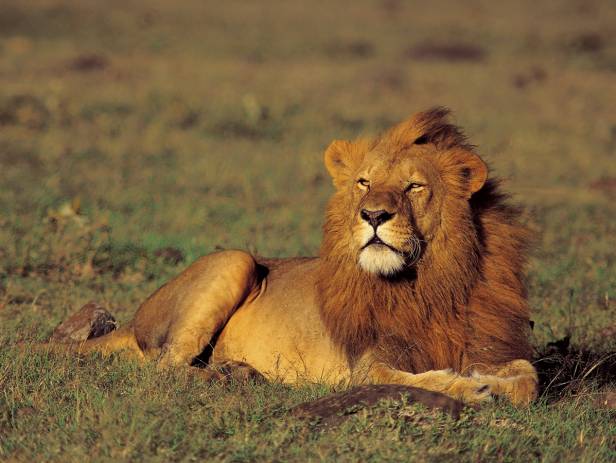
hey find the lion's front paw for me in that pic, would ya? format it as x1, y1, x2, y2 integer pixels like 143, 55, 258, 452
423, 370, 492, 404
473, 373, 538, 405
449, 376, 493, 404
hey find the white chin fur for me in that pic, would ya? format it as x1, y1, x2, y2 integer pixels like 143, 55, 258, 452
358, 245, 405, 276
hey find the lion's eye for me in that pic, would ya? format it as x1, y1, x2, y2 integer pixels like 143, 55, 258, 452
357, 178, 370, 190
407, 182, 425, 192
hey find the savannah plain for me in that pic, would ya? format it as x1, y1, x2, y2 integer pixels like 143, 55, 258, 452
0, 0, 615, 461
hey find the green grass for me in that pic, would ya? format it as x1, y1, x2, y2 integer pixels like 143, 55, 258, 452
1, 351, 614, 462
1, 0, 615, 461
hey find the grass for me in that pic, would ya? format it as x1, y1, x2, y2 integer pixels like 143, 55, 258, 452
1, 0, 615, 461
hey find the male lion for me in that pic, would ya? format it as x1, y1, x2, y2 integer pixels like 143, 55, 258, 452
42, 108, 538, 404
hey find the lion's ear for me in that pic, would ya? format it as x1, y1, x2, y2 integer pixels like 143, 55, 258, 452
449, 149, 488, 198
324, 140, 362, 188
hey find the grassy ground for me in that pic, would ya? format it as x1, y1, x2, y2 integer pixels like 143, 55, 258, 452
1, 0, 615, 461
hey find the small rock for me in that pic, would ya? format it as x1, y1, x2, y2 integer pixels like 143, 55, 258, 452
51, 301, 118, 343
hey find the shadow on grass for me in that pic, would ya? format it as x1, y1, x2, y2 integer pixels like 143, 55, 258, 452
534, 336, 616, 402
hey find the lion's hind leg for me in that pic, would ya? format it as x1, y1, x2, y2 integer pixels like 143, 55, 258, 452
22, 301, 144, 361
23, 325, 144, 361
144, 250, 263, 369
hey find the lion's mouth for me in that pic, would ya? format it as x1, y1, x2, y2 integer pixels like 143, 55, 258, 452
361, 235, 401, 254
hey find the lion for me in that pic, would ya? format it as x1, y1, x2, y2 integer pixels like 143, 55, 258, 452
37, 108, 538, 405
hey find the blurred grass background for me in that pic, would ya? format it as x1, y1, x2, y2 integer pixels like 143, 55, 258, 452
0, 0, 615, 461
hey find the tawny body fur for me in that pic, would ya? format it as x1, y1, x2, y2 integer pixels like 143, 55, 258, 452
43, 108, 538, 405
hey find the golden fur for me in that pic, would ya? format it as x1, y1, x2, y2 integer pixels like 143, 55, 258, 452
35, 108, 538, 405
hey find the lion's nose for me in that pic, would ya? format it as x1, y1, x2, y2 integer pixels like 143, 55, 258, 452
360, 209, 395, 229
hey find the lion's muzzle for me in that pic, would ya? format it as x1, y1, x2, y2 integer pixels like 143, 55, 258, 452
360, 208, 395, 229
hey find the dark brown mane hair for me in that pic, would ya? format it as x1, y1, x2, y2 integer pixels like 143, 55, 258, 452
316, 108, 534, 374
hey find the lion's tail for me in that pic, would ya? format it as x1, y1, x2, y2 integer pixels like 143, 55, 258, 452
20, 325, 144, 360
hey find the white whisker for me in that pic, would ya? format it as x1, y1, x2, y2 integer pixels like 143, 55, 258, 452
404, 234, 424, 267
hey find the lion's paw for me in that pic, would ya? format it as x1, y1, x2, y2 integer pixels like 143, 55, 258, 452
422, 370, 493, 404
454, 376, 493, 404
472, 372, 538, 405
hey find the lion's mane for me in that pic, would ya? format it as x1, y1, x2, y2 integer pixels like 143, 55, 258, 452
316, 109, 533, 374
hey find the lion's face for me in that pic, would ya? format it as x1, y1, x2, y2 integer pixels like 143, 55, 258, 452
350, 150, 445, 275
323, 111, 488, 277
